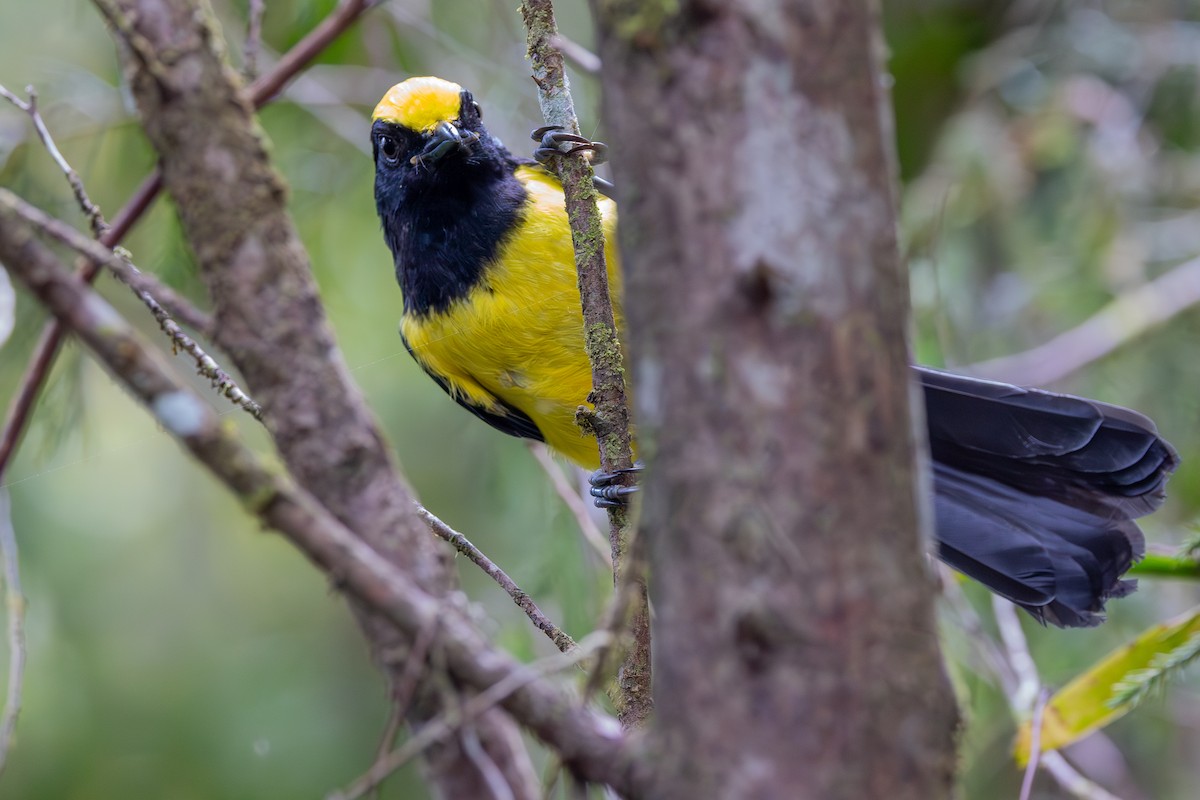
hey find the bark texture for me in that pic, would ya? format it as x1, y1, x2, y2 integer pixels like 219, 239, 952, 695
521, 0, 652, 730
94, 0, 537, 796
592, 1, 959, 797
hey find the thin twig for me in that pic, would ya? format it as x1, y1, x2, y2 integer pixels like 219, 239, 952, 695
0, 0, 378, 482
0, 489, 26, 776
992, 597, 1125, 799
387, 615, 441, 737
1019, 689, 1049, 800
0, 84, 107, 238
549, 34, 600, 75
460, 724, 515, 800
969, 253, 1200, 385
1040, 752, 1124, 800
0, 172, 159, 480
328, 633, 609, 800
938, 569, 1018, 695
368, 615, 441, 800
418, 506, 578, 655
246, 0, 376, 107
520, 0, 651, 731
5, 195, 260, 420
527, 443, 610, 567
114, 262, 213, 334
243, 0, 266, 79
993, 597, 1040, 714
581, 526, 648, 707
1, 82, 211, 334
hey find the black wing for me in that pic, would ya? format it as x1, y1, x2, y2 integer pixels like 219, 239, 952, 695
920, 367, 1178, 627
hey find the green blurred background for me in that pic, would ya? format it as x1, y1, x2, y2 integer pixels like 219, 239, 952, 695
2, 0, 1199, 797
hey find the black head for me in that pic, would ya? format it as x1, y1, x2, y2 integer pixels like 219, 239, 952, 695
371, 76, 515, 194
371, 77, 526, 316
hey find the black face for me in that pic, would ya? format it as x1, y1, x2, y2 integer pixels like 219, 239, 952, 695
372, 89, 527, 317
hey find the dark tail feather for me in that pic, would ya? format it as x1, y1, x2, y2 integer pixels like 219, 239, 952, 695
919, 367, 1178, 627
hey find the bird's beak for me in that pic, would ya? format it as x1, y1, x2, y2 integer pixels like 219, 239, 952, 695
411, 121, 480, 167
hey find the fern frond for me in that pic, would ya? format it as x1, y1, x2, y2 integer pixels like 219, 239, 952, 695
1108, 632, 1200, 710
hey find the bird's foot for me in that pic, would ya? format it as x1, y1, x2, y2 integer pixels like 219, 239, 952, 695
531, 125, 609, 165
589, 462, 643, 509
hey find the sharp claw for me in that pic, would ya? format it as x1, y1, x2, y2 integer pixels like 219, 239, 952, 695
530, 126, 608, 165
589, 483, 640, 507
531, 125, 563, 141
588, 463, 644, 486
588, 462, 644, 509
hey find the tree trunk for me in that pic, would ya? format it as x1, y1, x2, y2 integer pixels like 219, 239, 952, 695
97, 1, 538, 796
592, 2, 960, 798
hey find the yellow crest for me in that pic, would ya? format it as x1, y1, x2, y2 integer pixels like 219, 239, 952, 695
373, 77, 464, 132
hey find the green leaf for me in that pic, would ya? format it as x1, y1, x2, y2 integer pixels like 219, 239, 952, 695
1014, 605, 1200, 765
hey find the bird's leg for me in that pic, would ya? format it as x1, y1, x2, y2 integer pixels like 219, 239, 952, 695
589, 462, 643, 509
531, 126, 614, 195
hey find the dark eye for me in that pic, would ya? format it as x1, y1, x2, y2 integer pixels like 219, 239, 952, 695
378, 134, 401, 166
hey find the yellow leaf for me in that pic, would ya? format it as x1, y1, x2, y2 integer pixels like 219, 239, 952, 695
1014, 605, 1200, 765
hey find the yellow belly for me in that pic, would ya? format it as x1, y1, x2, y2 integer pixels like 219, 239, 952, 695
400, 166, 623, 469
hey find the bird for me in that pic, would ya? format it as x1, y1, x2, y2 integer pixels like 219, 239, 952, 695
371, 76, 1179, 628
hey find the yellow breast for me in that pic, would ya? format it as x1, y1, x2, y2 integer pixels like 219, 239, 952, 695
400, 165, 624, 469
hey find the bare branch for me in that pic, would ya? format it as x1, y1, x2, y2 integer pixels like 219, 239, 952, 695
0, 0, 377, 482
1040, 753, 1124, 800
419, 506, 577, 655
0, 82, 211, 333
549, 34, 600, 75
993, 597, 1040, 714
946, 582, 1124, 797
527, 443, 610, 567
992, 597, 1125, 799
1019, 689, 1049, 800
939, 569, 1018, 695
580, 528, 649, 710
365, 615, 441, 799
520, 0, 651, 731
245, 0, 378, 107
0, 171, 159, 481
329, 633, 610, 800
969, 254, 1200, 385
4, 195, 261, 419
98, 0, 548, 790
243, 0, 265, 79
0, 201, 647, 795
460, 725, 516, 800
0, 84, 107, 238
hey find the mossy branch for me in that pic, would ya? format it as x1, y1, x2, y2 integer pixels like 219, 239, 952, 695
520, 0, 651, 730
